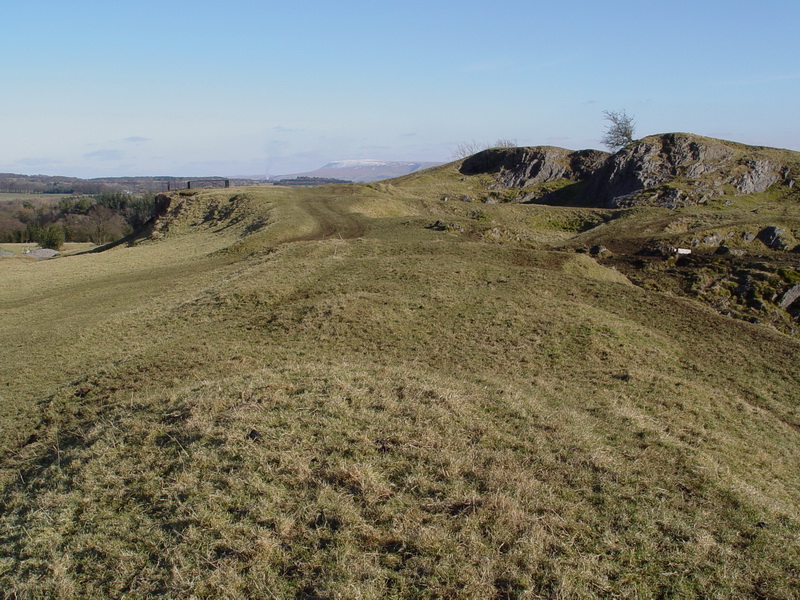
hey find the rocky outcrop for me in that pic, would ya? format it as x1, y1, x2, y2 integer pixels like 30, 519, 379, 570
460, 146, 608, 189
585, 134, 726, 206
458, 133, 796, 210
733, 160, 780, 194
154, 193, 172, 217
584, 134, 784, 207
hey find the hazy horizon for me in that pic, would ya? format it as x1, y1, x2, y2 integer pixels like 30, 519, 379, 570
3, 0, 799, 179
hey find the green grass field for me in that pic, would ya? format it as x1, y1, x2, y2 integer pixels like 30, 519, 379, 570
1, 168, 799, 598
0, 192, 85, 204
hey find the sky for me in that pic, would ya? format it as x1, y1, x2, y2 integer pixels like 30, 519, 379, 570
2, 0, 799, 178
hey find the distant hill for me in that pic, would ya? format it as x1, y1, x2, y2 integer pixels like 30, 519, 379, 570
270, 159, 443, 183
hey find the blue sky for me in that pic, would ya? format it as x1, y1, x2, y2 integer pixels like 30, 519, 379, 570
2, 0, 799, 177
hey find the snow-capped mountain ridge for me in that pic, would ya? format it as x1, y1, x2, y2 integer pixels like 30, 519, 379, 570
271, 159, 442, 183
323, 159, 405, 168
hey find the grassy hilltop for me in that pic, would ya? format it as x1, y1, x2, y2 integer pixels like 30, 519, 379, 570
1, 141, 800, 598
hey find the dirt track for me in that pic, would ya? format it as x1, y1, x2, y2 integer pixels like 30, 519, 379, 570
289, 196, 368, 242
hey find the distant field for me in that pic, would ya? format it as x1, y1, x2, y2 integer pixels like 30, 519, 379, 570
0, 192, 86, 203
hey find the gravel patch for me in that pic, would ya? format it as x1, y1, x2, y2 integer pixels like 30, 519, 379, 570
28, 248, 60, 259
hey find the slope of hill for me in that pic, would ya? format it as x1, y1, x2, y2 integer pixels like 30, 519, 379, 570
409, 134, 800, 336
1, 137, 799, 599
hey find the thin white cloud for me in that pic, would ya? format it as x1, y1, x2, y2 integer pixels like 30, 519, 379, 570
263, 139, 291, 155
84, 149, 125, 161
123, 136, 151, 143
16, 157, 64, 167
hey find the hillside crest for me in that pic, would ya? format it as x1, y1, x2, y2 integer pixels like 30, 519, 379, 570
460, 133, 799, 209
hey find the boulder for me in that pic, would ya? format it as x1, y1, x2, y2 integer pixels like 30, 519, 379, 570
589, 245, 613, 257
701, 233, 722, 246
758, 226, 796, 250
778, 284, 800, 310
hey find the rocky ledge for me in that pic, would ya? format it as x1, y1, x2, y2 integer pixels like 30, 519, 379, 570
460, 133, 798, 209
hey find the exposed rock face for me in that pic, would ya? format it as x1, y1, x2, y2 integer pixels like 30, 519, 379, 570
458, 133, 794, 210
460, 146, 608, 189
584, 134, 784, 207
733, 160, 780, 194
585, 134, 728, 206
154, 193, 172, 216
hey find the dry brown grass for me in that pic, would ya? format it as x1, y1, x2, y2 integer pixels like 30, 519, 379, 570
1, 181, 799, 598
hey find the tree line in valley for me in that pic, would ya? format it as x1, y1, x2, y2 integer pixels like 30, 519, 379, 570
0, 192, 156, 249
0, 173, 181, 195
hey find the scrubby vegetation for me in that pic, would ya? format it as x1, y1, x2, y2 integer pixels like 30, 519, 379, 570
0, 191, 156, 245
